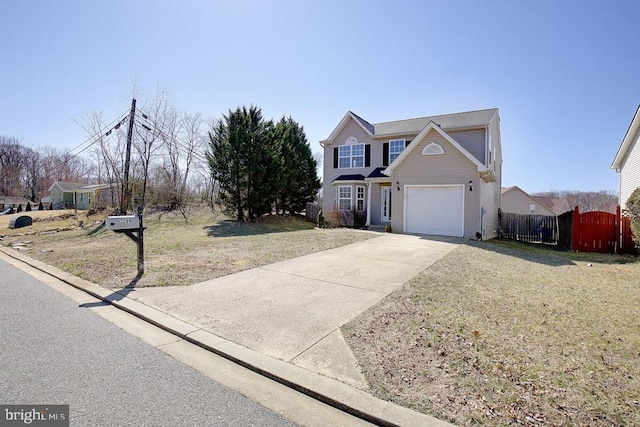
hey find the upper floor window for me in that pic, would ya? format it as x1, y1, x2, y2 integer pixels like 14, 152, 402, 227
389, 139, 405, 164
338, 143, 364, 168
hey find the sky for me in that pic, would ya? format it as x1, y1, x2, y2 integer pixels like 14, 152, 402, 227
2, 0, 639, 195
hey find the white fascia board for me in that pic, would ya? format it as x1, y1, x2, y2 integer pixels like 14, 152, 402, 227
323, 112, 373, 145
612, 105, 640, 170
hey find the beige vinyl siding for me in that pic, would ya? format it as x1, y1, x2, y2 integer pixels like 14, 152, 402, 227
391, 129, 478, 237
448, 129, 486, 165
480, 180, 499, 239
368, 182, 384, 224
620, 135, 640, 210
488, 112, 502, 177
322, 119, 376, 214
502, 188, 555, 216
486, 111, 502, 239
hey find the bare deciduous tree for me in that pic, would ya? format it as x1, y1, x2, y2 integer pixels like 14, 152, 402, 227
0, 136, 27, 196
533, 189, 619, 213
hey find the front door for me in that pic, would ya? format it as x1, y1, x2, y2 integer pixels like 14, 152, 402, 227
381, 187, 392, 222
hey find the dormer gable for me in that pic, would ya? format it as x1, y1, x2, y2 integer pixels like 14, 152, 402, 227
320, 111, 373, 145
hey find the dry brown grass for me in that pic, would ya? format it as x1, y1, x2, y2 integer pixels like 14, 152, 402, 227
1, 208, 376, 288
0, 209, 77, 229
342, 240, 640, 426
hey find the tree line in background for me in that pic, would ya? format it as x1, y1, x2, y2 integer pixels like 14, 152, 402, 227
0, 135, 93, 202
532, 189, 619, 213
1, 89, 321, 221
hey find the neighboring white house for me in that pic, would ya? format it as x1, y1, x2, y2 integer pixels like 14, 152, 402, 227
612, 105, 640, 210
320, 108, 502, 239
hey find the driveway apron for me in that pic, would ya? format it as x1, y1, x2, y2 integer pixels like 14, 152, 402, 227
125, 233, 460, 388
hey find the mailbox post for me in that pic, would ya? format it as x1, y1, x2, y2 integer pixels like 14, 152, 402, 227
105, 205, 144, 276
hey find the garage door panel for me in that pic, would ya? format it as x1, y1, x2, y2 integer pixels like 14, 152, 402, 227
405, 186, 464, 237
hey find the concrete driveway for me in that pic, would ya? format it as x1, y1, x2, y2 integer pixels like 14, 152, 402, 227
124, 233, 461, 388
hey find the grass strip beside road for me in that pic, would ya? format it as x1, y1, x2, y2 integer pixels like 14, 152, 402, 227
343, 239, 640, 426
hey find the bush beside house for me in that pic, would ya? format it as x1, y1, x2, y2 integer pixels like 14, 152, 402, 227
627, 188, 640, 247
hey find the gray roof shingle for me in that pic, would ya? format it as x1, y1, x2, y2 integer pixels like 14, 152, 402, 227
372, 108, 498, 136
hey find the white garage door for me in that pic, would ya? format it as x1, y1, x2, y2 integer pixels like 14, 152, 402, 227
405, 185, 464, 237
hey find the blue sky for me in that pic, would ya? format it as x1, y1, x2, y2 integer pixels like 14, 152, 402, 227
1, 0, 639, 194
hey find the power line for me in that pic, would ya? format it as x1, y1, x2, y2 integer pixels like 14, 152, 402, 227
132, 117, 210, 165
66, 111, 130, 157
42, 110, 131, 181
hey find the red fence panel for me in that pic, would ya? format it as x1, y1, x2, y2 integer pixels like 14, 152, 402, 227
572, 207, 618, 253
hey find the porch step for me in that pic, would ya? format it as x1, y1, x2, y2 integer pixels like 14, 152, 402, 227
367, 224, 390, 231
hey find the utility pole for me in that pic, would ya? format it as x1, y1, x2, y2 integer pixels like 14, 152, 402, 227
121, 98, 136, 214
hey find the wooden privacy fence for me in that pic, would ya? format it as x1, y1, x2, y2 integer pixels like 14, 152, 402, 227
569, 206, 634, 254
305, 202, 321, 223
499, 211, 558, 244
501, 206, 635, 254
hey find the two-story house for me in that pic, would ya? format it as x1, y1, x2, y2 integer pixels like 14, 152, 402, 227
320, 108, 502, 239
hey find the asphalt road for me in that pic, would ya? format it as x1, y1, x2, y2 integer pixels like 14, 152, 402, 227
0, 259, 298, 427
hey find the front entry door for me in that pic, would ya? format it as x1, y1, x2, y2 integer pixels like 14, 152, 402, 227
381, 187, 392, 222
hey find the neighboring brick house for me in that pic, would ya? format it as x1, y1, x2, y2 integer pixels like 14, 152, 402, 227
320, 108, 502, 239
612, 105, 640, 210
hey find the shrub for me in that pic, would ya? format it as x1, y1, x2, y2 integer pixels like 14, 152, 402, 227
317, 210, 325, 228
385, 224, 392, 233
325, 209, 342, 228
627, 187, 640, 247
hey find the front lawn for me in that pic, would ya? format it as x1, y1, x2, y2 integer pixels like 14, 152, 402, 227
2, 209, 376, 288
343, 239, 640, 426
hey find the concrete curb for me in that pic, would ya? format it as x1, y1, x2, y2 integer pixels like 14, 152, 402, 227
1, 247, 454, 427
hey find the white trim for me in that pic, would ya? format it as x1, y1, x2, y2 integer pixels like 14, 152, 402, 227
337, 185, 352, 211
388, 139, 405, 164
338, 143, 365, 169
366, 182, 372, 226
332, 180, 364, 185
421, 142, 444, 155
612, 105, 640, 169
320, 112, 373, 145
381, 186, 392, 222
403, 184, 465, 237
356, 185, 365, 211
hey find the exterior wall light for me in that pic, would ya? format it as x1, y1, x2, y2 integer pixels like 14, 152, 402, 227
468, 180, 473, 191
396, 181, 400, 191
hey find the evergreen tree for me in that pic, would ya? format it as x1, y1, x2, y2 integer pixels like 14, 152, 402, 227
207, 106, 320, 221
274, 117, 321, 214
207, 106, 277, 221
627, 187, 640, 248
